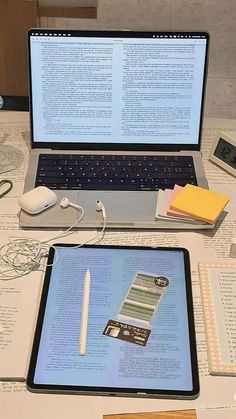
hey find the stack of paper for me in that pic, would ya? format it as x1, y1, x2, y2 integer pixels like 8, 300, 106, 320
155, 184, 229, 225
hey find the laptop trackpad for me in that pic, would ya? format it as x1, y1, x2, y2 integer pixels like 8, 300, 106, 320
79, 191, 157, 225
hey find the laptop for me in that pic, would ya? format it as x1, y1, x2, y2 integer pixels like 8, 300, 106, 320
20, 29, 210, 229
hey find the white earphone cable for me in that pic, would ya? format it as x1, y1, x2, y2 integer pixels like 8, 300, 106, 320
41, 205, 84, 244
0, 202, 106, 280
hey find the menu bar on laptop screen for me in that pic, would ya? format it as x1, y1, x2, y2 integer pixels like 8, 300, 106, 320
28, 31, 208, 149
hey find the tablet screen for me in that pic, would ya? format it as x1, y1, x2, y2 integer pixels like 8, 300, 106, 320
27, 245, 199, 399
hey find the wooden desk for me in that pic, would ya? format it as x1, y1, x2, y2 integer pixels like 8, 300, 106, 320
104, 410, 196, 419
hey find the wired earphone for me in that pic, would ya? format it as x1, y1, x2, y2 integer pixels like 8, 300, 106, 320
0, 198, 107, 280
60, 197, 106, 220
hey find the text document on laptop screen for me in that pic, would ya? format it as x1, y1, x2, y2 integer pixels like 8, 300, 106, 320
29, 31, 208, 147
27, 245, 199, 398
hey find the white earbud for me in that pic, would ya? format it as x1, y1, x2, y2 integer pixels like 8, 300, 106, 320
96, 200, 106, 220
60, 197, 106, 220
60, 197, 82, 211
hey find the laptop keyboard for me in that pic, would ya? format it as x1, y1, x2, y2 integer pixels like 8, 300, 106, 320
35, 154, 197, 191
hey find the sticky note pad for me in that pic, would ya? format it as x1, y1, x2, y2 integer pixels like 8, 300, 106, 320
169, 184, 229, 224
167, 185, 197, 220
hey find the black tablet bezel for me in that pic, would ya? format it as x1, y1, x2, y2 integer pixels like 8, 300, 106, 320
27, 244, 199, 399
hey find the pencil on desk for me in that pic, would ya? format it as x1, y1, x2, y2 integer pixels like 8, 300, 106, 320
79, 269, 91, 356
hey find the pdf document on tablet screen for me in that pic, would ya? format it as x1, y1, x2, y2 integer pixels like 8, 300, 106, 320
27, 245, 199, 399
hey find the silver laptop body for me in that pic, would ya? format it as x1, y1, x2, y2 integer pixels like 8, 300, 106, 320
21, 29, 211, 230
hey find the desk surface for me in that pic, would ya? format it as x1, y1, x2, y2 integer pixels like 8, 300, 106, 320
0, 113, 236, 419
104, 410, 197, 419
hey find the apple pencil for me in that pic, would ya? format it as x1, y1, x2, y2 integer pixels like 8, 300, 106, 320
79, 269, 91, 355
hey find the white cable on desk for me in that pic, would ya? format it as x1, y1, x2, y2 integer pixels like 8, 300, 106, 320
0, 205, 106, 280
0, 238, 59, 280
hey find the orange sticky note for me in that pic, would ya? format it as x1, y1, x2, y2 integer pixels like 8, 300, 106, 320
169, 184, 229, 224
167, 185, 196, 220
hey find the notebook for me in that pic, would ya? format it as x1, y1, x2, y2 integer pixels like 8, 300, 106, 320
20, 30, 210, 229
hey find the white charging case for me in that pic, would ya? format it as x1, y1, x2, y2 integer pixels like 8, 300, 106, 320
18, 186, 57, 214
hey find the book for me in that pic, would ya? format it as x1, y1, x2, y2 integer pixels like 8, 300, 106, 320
0, 270, 42, 381
198, 262, 236, 376
169, 184, 229, 224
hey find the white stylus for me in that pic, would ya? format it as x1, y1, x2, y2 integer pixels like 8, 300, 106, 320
79, 269, 91, 355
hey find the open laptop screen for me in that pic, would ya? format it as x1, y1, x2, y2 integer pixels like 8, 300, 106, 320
28, 30, 209, 150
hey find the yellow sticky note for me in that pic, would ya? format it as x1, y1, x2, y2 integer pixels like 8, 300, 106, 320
169, 184, 229, 224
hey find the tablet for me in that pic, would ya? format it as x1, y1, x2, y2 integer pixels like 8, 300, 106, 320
27, 245, 199, 399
